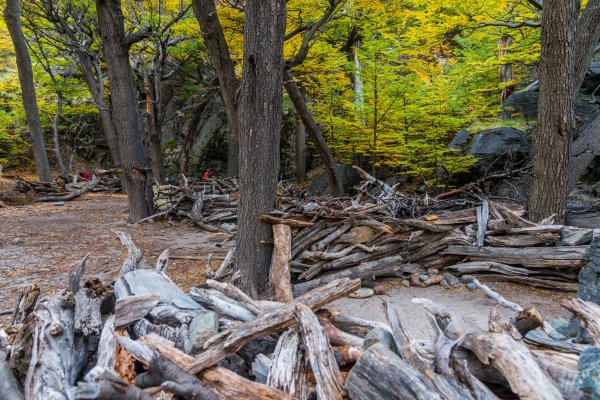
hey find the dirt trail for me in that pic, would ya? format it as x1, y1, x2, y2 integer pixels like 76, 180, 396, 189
0, 193, 571, 332
0, 193, 233, 323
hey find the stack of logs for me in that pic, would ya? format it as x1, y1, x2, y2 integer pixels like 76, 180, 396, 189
14, 171, 121, 202
1, 231, 599, 399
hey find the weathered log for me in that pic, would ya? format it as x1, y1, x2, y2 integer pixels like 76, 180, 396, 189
293, 256, 414, 296
189, 288, 255, 321
114, 269, 201, 311
213, 248, 235, 279
37, 175, 101, 202
399, 219, 453, 233
477, 274, 579, 291
270, 224, 294, 302
94, 316, 117, 372
260, 214, 313, 228
267, 330, 307, 399
475, 200, 489, 247
155, 248, 169, 272
24, 291, 78, 400
295, 304, 345, 400
185, 278, 361, 374
442, 245, 587, 268
11, 284, 40, 325
532, 350, 583, 400
562, 298, 600, 346
114, 294, 161, 328
139, 334, 289, 399
313, 222, 352, 251
346, 342, 443, 400
112, 230, 144, 276
205, 279, 263, 315
485, 233, 559, 247
328, 313, 391, 337
459, 310, 563, 400
319, 317, 363, 347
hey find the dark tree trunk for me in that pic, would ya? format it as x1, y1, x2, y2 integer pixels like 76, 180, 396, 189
142, 71, 166, 184
295, 115, 307, 183
237, 0, 286, 297
284, 70, 343, 196
191, 0, 240, 177
4, 0, 52, 182
96, 0, 154, 222
528, 0, 578, 222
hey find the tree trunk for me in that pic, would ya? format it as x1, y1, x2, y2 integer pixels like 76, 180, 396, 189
528, 0, 578, 223
142, 71, 166, 184
284, 70, 343, 197
236, 0, 286, 297
295, 88, 307, 182
191, 0, 240, 177
4, 0, 53, 182
96, 0, 154, 222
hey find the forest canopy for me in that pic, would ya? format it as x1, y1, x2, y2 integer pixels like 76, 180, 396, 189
0, 0, 542, 182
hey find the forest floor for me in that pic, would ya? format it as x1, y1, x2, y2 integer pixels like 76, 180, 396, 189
0, 184, 572, 337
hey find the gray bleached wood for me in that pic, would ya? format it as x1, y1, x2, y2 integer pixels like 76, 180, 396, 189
114, 293, 161, 328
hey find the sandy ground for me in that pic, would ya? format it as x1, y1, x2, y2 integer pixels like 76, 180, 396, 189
0, 190, 572, 332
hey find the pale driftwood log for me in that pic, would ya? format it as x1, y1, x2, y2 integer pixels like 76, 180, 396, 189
508, 225, 564, 234
478, 274, 579, 291
114, 269, 200, 311
252, 353, 271, 383
112, 230, 144, 276
37, 175, 101, 202
445, 261, 530, 275
155, 248, 169, 272
399, 219, 453, 233
293, 256, 414, 296
115, 335, 219, 400
139, 334, 289, 400
346, 343, 443, 400
267, 330, 308, 399
485, 233, 559, 247
524, 330, 590, 354
260, 214, 313, 228
270, 224, 294, 303
532, 350, 583, 400
319, 317, 363, 347
327, 313, 391, 337
460, 310, 563, 400
475, 200, 489, 247
442, 245, 587, 268
185, 278, 361, 374
561, 298, 600, 346
24, 291, 78, 400
189, 288, 254, 321
131, 319, 184, 348
469, 278, 564, 340
114, 294, 160, 328
94, 316, 117, 372
0, 350, 24, 400
385, 302, 433, 370
213, 248, 235, 279
299, 243, 375, 263
295, 304, 345, 400
205, 279, 263, 315
7, 285, 39, 378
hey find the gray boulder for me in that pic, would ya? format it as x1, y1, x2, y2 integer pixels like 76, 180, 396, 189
502, 90, 599, 123
581, 60, 600, 95
307, 164, 361, 196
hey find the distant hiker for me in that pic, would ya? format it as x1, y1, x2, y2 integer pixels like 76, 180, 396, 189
79, 171, 92, 181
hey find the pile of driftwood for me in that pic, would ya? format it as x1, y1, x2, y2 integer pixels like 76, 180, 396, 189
144, 167, 591, 293
1, 231, 599, 399
14, 171, 121, 203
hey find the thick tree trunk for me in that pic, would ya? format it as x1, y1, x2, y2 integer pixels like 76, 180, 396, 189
4, 0, 53, 182
142, 72, 165, 184
236, 0, 286, 297
284, 70, 343, 197
528, 0, 578, 223
96, 0, 154, 222
191, 0, 240, 177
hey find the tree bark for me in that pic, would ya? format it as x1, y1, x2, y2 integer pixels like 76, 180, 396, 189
236, 0, 286, 297
95, 0, 154, 222
528, 0, 578, 222
141, 71, 166, 184
295, 113, 307, 182
191, 0, 240, 177
4, 0, 53, 182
